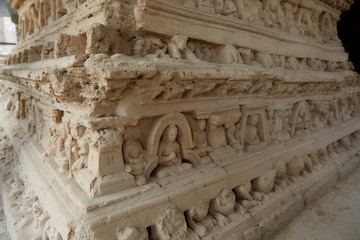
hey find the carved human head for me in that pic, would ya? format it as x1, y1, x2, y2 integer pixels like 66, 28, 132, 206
196, 119, 206, 130
286, 156, 304, 177
164, 124, 178, 142
266, 109, 274, 120
298, 107, 305, 116
248, 114, 259, 126
190, 200, 210, 221
124, 126, 141, 141
219, 188, 235, 202
71, 123, 86, 138
171, 35, 188, 51
133, 39, 145, 56
214, 0, 224, 14
252, 170, 276, 194
329, 101, 336, 111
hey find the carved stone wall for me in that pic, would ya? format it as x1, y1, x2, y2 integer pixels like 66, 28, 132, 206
0, 0, 359, 239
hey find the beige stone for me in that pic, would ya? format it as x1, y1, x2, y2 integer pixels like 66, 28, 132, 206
0, 0, 359, 239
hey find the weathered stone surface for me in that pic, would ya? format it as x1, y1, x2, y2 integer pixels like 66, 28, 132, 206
0, 0, 359, 239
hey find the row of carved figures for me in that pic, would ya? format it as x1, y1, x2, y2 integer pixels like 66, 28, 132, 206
18, 0, 86, 39
4, 30, 354, 74
174, 0, 340, 42
16, 0, 343, 44
116, 131, 360, 240
3, 86, 359, 187
134, 35, 354, 72
0, 128, 53, 240
1, 100, 359, 239
5, 129, 354, 240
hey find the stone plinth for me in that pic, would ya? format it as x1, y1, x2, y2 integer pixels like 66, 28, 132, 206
0, 0, 359, 239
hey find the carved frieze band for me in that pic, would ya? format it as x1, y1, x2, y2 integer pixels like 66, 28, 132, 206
2, 84, 359, 190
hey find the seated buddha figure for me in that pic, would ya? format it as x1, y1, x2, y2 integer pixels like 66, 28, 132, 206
154, 124, 192, 178
244, 114, 266, 151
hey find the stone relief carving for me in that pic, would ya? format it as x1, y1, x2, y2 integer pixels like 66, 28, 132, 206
1, 0, 359, 238
69, 123, 90, 176
186, 200, 216, 237
251, 169, 277, 195
5, 35, 352, 77
164, 0, 342, 43
2, 84, 360, 239
244, 114, 265, 151
86, 23, 128, 55
42, 219, 62, 240
209, 188, 242, 227
133, 38, 168, 58
168, 35, 198, 61
233, 182, 261, 210
6, 88, 360, 188
237, 110, 270, 151
117, 226, 148, 240
18, 0, 85, 39
327, 100, 339, 125
207, 112, 242, 151
309, 101, 329, 130
123, 126, 147, 185
154, 124, 193, 178
150, 207, 194, 240
144, 113, 200, 179
273, 159, 291, 192
287, 155, 305, 178
289, 101, 311, 137
186, 116, 214, 159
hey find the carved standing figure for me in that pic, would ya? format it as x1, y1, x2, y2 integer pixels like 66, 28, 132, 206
291, 106, 310, 137
192, 119, 213, 156
262, 0, 285, 29
235, 0, 263, 23
327, 101, 338, 125
267, 109, 277, 142
222, 0, 238, 17
123, 126, 147, 185
310, 103, 328, 130
70, 124, 89, 175
244, 114, 265, 151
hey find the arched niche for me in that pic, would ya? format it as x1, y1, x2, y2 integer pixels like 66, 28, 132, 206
289, 101, 310, 137
319, 13, 332, 36
143, 113, 199, 179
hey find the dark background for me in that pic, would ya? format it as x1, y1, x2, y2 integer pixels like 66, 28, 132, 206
338, 1, 360, 73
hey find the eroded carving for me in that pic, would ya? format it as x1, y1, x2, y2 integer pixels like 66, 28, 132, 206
209, 189, 241, 227
123, 126, 147, 185
150, 207, 193, 240
186, 200, 216, 237
154, 124, 192, 178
